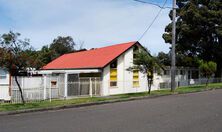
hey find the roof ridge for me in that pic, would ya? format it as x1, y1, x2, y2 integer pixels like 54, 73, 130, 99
64, 41, 137, 56
96, 41, 137, 49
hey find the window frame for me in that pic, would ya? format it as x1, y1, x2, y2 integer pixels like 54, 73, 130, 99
133, 69, 139, 87
110, 60, 118, 87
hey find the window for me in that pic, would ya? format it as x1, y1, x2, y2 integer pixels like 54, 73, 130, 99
188, 71, 191, 79
110, 60, 117, 87
180, 70, 185, 75
133, 69, 139, 87
133, 46, 140, 87
0, 69, 7, 80
192, 70, 199, 79
164, 70, 170, 75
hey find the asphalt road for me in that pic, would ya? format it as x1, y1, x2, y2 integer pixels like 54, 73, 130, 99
1, 90, 222, 132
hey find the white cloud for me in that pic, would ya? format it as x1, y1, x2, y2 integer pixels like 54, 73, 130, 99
0, 0, 171, 54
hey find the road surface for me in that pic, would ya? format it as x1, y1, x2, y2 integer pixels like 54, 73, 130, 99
1, 89, 222, 132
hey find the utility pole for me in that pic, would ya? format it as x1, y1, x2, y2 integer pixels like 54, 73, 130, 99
171, 0, 176, 91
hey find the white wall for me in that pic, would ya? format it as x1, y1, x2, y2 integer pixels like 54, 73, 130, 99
11, 76, 43, 89
101, 46, 162, 96
0, 85, 10, 100
0, 68, 10, 100
102, 66, 110, 96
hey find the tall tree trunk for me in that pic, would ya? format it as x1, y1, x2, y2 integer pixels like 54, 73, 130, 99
147, 75, 151, 94
14, 75, 25, 104
148, 81, 151, 94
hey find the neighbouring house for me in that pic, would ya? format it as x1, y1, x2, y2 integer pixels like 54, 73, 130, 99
40, 41, 164, 98
161, 67, 200, 81
158, 66, 220, 88
0, 68, 11, 101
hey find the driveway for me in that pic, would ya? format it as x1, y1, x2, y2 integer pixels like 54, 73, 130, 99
1, 89, 222, 132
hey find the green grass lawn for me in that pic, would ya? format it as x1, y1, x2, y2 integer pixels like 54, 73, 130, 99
1, 83, 222, 112
0, 97, 113, 112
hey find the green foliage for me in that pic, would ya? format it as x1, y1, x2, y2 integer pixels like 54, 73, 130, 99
199, 60, 217, 78
199, 60, 217, 86
36, 45, 55, 68
156, 52, 171, 66
35, 36, 76, 67
176, 53, 199, 67
163, 0, 222, 75
49, 36, 76, 60
155, 51, 199, 67
0, 31, 41, 104
133, 48, 160, 74
130, 48, 161, 94
0, 31, 40, 74
0, 32, 80, 69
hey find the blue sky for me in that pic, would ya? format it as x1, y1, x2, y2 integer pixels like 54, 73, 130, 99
0, 0, 172, 54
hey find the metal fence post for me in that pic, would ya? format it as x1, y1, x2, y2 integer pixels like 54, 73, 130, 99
64, 73, 68, 99
90, 78, 92, 97
95, 78, 97, 96
43, 75, 47, 100
49, 77, 52, 102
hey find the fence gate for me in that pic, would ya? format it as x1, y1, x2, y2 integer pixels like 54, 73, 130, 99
46, 74, 65, 99
67, 74, 101, 97
68, 74, 79, 96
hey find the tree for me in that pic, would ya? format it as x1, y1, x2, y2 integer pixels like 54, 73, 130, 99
163, 0, 222, 77
156, 51, 199, 67
36, 36, 85, 68
0, 31, 38, 104
36, 45, 55, 67
199, 60, 217, 86
49, 36, 76, 59
130, 48, 160, 94
156, 52, 170, 66
35, 36, 76, 67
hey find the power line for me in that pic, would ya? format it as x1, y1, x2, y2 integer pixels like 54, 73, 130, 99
134, 0, 172, 9
135, 0, 168, 41
134, 0, 177, 91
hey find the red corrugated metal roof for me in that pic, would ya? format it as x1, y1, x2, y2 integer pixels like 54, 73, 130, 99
42, 41, 137, 70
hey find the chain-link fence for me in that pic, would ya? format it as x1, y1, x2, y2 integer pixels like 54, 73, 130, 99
11, 76, 44, 103
4, 76, 222, 104
67, 77, 101, 97
160, 78, 222, 89
9, 76, 101, 104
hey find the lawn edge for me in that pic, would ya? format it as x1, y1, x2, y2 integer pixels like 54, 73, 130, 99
0, 87, 220, 116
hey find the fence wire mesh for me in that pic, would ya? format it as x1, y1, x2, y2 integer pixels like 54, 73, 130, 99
160, 78, 222, 89
2, 76, 222, 104
9, 76, 101, 104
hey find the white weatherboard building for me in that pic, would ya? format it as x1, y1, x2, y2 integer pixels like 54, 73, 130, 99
1, 41, 213, 102
40, 41, 163, 98
0, 68, 11, 101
